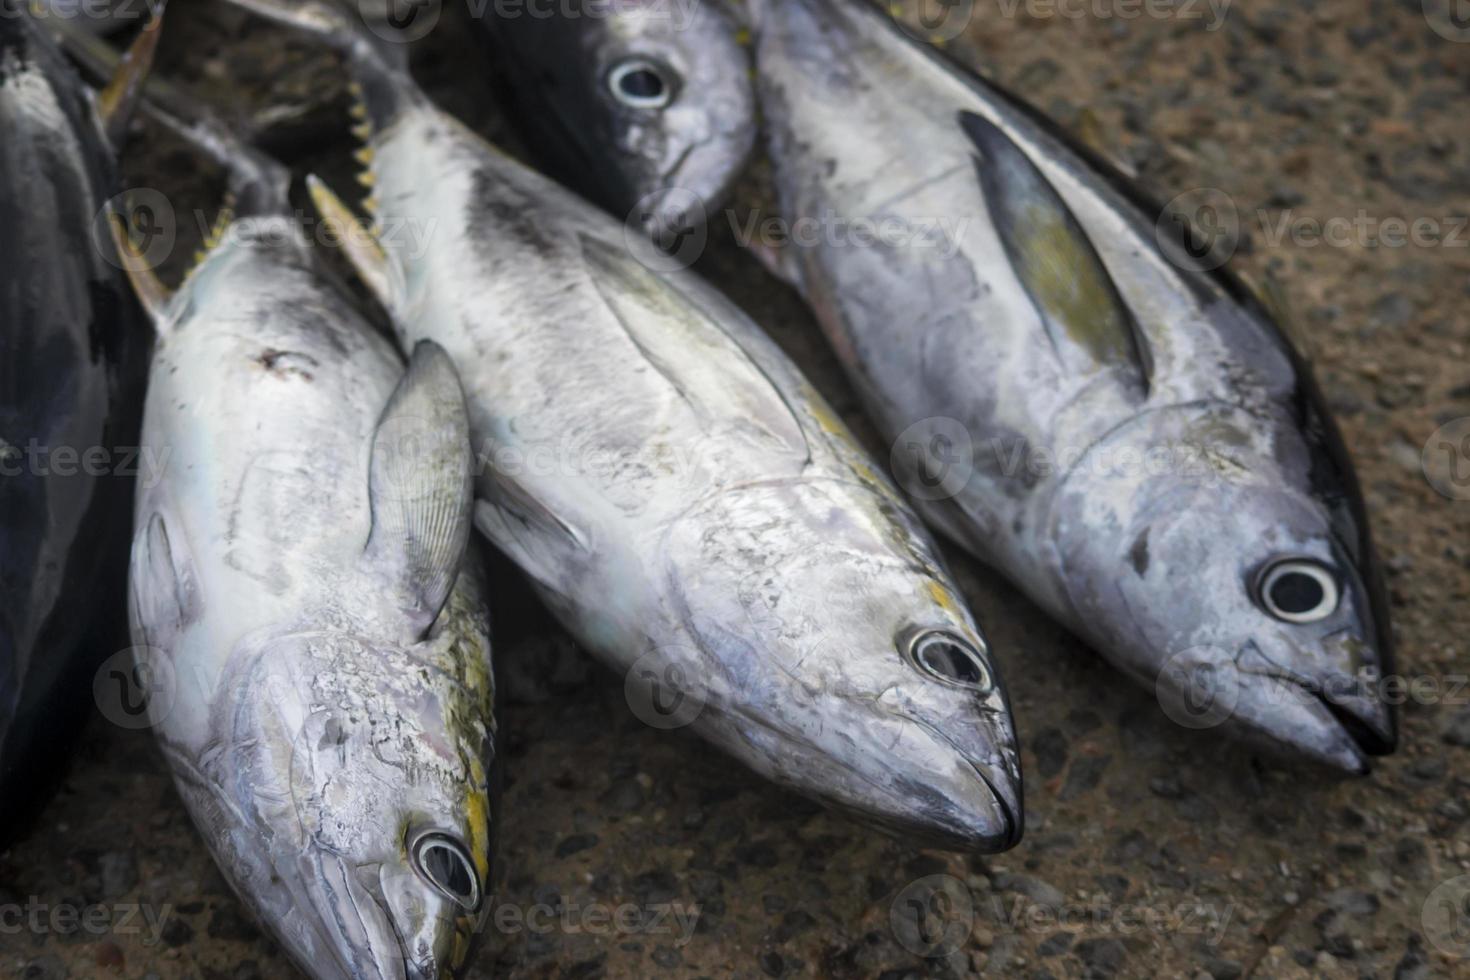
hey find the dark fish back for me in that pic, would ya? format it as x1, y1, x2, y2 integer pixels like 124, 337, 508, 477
0, 6, 149, 842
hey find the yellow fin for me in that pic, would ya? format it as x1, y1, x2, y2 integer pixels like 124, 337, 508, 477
306, 175, 395, 313
95, 0, 167, 145
108, 208, 174, 328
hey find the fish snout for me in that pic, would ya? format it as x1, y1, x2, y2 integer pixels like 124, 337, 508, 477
862, 712, 1023, 853
301, 853, 465, 980
1158, 641, 1395, 775
922, 721, 1024, 852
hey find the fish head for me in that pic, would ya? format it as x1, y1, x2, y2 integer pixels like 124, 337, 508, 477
663, 479, 1022, 851
1051, 405, 1395, 773
591, 1, 756, 240
490, 0, 755, 237
213, 609, 496, 979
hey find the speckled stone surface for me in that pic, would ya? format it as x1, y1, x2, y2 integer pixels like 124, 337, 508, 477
2, 1, 1468, 978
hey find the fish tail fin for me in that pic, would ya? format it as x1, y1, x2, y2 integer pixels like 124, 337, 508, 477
49, 5, 289, 218
91, 0, 165, 147
218, 0, 420, 127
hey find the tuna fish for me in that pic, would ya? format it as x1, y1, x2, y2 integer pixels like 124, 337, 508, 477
744, 0, 1395, 772
221, 0, 1024, 852
112, 94, 500, 977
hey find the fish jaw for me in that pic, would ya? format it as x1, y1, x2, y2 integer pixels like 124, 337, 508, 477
1155, 647, 1384, 775
702, 688, 1022, 852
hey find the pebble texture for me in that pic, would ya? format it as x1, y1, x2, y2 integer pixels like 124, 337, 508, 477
2, 1, 1468, 978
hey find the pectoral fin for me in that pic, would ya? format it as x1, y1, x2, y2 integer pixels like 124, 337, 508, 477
961, 111, 1151, 395
472, 476, 587, 600
363, 341, 475, 639
129, 511, 199, 651
579, 235, 809, 465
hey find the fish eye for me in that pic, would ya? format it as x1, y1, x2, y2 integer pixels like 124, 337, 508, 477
607, 57, 676, 110
904, 629, 993, 693
410, 832, 481, 911
1256, 559, 1340, 624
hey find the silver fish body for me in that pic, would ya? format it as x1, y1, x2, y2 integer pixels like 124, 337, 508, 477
223, 0, 1023, 852
472, 0, 755, 238
129, 212, 499, 979
747, 0, 1395, 772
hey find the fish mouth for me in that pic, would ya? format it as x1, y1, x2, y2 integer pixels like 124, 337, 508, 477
288, 850, 463, 980
814, 756, 1022, 854
917, 719, 1024, 852
713, 695, 1022, 852
1231, 671, 1394, 776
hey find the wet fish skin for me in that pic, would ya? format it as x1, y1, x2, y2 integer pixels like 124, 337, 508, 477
472, 0, 755, 238
0, 1, 150, 842
124, 146, 499, 976
745, 0, 1395, 772
224, 0, 1024, 853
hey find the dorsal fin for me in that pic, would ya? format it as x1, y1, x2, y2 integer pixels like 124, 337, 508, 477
363, 341, 475, 641
578, 234, 810, 465
960, 111, 1151, 395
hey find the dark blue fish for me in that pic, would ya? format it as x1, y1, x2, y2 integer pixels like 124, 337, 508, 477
0, 0, 156, 840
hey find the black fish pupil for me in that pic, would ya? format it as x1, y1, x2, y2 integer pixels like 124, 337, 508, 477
620, 68, 665, 101
1271, 572, 1325, 615
920, 638, 984, 686
424, 844, 473, 900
